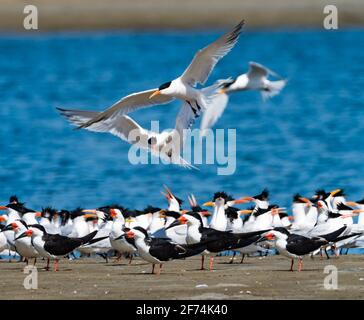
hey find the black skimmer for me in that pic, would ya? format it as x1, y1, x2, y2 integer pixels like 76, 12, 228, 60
2, 220, 40, 265
260, 226, 348, 271
125, 226, 205, 275
17, 224, 101, 271
172, 212, 269, 270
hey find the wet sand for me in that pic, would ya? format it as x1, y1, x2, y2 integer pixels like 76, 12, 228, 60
1, 254, 363, 299
0, 0, 363, 31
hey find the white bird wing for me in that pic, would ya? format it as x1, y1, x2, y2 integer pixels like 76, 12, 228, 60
173, 100, 201, 152
248, 61, 282, 80
57, 108, 151, 145
200, 92, 229, 136
60, 89, 174, 129
180, 20, 244, 86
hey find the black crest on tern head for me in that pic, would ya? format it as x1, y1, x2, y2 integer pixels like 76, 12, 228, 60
293, 194, 306, 203
158, 81, 172, 91
253, 189, 269, 201
144, 206, 161, 214
42, 207, 58, 218
70, 207, 84, 219
315, 189, 329, 200
213, 191, 233, 202
9, 195, 19, 204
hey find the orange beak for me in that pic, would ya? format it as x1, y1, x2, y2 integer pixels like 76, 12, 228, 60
82, 209, 96, 214
202, 201, 215, 207
238, 209, 253, 215
233, 197, 254, 204
353, 209, 364, 214
11, 222, 18, 230
178, 216, 188, 224
35, 212, 42, 218
345, 201, 359, 207
0, 206, 8, 210
201, 211, 211, 217
110, 209, 117, 218
219, 88, 226, 94
161, 185, 175, 203
26, 229, 33, 236
265, 233, 275, 240
330, 189, 342, 197
126, 230, 135, 239
0, 216, 6, 222
149, 90, 161, 99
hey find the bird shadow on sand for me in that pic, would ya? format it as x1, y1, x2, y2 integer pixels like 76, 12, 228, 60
273, 268, 321, 272
103, 262, 151, 267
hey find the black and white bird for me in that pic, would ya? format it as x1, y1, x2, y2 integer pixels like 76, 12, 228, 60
3, 220, 40, 264
260, 227, 347, 271
172, 212, 268, 270
58, 21, 244, 168
200, 62, 286, 134
16, 224, 100, 271
125, 226, 205, 275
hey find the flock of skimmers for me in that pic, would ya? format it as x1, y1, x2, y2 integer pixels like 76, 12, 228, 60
1, 187, 364, 275
57, 20, 286, 168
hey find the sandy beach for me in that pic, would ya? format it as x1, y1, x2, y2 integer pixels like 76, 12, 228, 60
0, 0, 363, 31
1, 254, 363, 300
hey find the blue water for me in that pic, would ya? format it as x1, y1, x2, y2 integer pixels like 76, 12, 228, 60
0, 28, 364, 211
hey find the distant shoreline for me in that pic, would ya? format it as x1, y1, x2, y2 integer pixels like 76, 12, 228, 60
1, 0, 363, 31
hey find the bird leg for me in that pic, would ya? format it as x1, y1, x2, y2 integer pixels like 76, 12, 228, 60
240, 254, 246, 264
209, 257, 214, 271
324, 247, 330, 259
54, 259, 59, 272
45, 258, 50, 271
128, 254, 133, 265
200, 255, 205, 270
290, 259, 294, 272
33, 258, 37, 266
229, 251, 236, 264
151, 264, 155, 274
298, 258, 303, 272
157, 264, 163, 276
115, 252, 122, 262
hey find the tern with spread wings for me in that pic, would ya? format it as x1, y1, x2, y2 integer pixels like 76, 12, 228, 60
200, 62, 286, 136
58, 20, 244, 167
